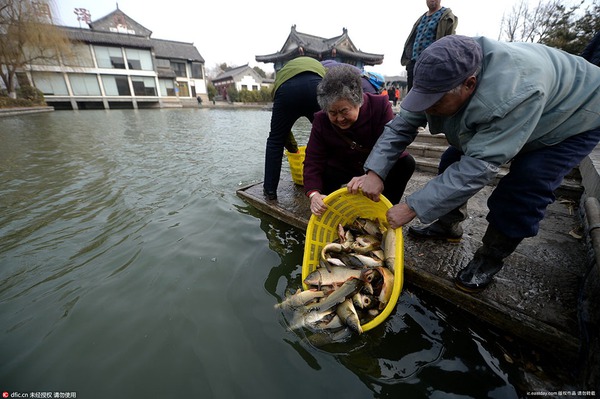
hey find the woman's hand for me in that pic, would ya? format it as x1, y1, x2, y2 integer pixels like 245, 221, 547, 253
310, 193, 328, 216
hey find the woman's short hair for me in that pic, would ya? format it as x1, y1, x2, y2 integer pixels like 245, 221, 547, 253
317, 64, 364, 111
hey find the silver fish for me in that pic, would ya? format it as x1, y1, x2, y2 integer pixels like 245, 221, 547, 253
305, 277, 363, 313
349, 253, 383, 268
288, 307, 336, 331
352, 292, 375, 309
336, 298, 363, 334
351, 234, 381, 254
303, 266, 362, 287
353, 217, 384, 238
376, 266, 395, 310
383, 228, 397, 270
275, 288, 325, 310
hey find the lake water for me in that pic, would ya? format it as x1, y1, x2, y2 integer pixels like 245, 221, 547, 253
0, 108, 549, 398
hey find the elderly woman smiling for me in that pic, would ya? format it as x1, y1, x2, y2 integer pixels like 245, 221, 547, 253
303, 64, 416, 216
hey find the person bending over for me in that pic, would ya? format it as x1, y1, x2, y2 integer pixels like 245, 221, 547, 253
304, 65, 416, 216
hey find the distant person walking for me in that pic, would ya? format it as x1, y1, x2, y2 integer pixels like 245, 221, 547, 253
380, 87, 388, 99
387, 86, 396, 105
401, 0, 458, 91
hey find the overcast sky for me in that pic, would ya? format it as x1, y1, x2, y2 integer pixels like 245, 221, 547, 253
52, 0, 515, 76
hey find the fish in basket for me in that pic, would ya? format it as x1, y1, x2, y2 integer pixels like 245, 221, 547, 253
275, 188, 404, 343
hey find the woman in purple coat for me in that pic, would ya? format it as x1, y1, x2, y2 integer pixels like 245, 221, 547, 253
303, 65, 416, 216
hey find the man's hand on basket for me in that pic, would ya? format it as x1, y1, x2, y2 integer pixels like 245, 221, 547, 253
387, 203, 417, 229
347, 171, 383, 202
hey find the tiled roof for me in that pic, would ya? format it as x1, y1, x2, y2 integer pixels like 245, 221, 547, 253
62, 26, 204, 62
212, 64, 264, 84
256, 25, 383, 66
152, 39, 204, 62
215, 64, 252, 79
60, 9, 204, 63
64, 26, 153, 49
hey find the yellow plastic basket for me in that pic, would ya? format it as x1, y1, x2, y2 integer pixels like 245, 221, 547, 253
285, 146, 306, 186
301, 188, 404, 332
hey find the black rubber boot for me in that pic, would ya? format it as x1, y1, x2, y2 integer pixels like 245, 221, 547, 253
408, 221, 463, 243
408, 203, 467, 243
455, 225, 523, 293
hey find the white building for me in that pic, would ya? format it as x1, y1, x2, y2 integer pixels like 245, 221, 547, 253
211, 64, 270, 100
26, 8, 207, 110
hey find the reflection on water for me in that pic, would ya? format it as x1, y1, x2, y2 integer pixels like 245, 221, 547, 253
0, 109, 554, 398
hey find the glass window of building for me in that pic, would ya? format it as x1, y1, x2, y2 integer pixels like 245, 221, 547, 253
31, 72, 69, 95
63, 43, 94, 68
102, 75, 131, 96
172, 62, 187, 77
131, 76, 157, 96
24, 46, 60, 66
69, 74, 101, 95
156, 59, 170, 69
125, 48, 153, 70
94, 46, 126, 69
159, 79, 175, 96
191, 62, 203, 78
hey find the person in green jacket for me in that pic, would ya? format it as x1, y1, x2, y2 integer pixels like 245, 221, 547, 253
401, 0, 458, 91
263, 57, 326, 200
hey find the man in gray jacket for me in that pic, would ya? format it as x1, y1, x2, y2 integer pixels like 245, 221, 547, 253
348, 35, 600, 292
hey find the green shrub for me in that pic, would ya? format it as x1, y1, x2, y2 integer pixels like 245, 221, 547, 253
17, 85, 45, 105
0, 97, 35, 108
226, 85, 239, 102
207, 82, 217, 101
237, 86, 272, 103
0, 85, 46, 108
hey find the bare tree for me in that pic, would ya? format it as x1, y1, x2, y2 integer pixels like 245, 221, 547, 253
0, 0, 71, 98
499, 0, 529, 42
499, 0, 583, 44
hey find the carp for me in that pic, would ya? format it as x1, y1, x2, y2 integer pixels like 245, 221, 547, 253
383, 228, 397, 270
349, 253, 383, 268
275, 288, 325, 311
336, 298, 363, 334
351, 234, 381, 254
305, 277, 364, 313
303, 266, 362, 287
352, 217, 384, 239
288, 307, 336, 331
352, 292, 375, 309
376, 266, 395, 310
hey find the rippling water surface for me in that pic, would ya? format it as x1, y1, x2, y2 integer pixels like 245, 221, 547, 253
0, 109, 527, 398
